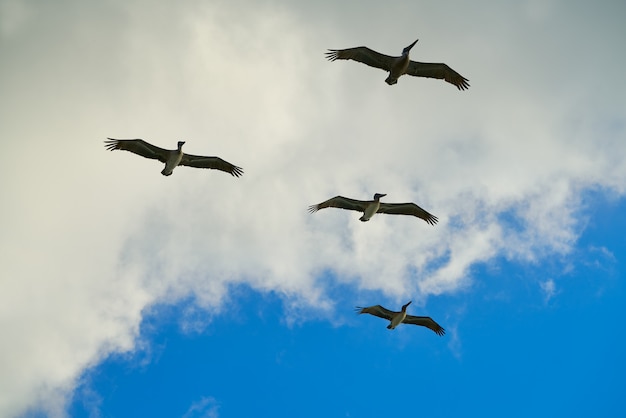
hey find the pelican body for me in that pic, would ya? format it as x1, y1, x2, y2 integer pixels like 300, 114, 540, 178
104, 138, 244, 177
308, 193, 438, 225
361, 192, 385, 221
384, 40, 417, 85
356, 302, 445, 336
163, 140, 185, 176
326, 39, 469, 90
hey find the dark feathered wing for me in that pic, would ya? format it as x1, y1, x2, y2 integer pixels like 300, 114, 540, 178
104, 138, 169, 162
406, 61, 470, 90
355, 305, 398, 320
326, 47, 396, 72
179, 154, 244, 177
402, 315, 446, 336
308, 196, 370, 214
377, 202, 438, 225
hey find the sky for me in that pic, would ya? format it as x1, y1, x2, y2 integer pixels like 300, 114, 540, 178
1, 0, 625, 417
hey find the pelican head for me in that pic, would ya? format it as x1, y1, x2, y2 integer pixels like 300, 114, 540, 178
177, 141, 186, 149
401, 301, 412, 311
373, 193, 387, 201
402, 39, 418, 55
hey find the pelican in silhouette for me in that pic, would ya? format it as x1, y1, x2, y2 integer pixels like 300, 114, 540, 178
104, 138, 243, 177
356, 302, 445, 335
326, 39, 469, 89
308, 193, 438, 225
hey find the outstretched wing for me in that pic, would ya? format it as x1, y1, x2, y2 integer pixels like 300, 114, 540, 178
104, 138, 169, 162
355, 305, 397, 321
326, 46, 395, 72
406, 61, 470, 90
377, 202, 438, 225
308, 196, 370, 214
179, 154, 244, 177
402, 315, 446, 336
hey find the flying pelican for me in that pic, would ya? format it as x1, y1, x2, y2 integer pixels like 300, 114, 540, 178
356, 302, 445, 335
308, 193, 438, 225
326, 39, 469, 89
104, 138, 243, 177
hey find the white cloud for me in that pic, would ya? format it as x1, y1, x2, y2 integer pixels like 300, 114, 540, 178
0, 0, 625, 416
182, 396, 220, 418
540, 279, 558, 304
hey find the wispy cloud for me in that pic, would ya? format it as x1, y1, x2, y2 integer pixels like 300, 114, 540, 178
182, 396, 220, 418
74, 380, 103, 418
587, 245, 618, 269
540, 279, 558, 304
446, 325, 463, 360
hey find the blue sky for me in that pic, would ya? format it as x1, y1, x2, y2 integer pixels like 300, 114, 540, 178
1, 1, 625, 417
69, 196, 624, 418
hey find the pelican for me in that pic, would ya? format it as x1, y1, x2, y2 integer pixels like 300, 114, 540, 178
308, 193, 438, 225
326, 39, 469, 89
104, 138, 243, 177
356, 302, 445, 335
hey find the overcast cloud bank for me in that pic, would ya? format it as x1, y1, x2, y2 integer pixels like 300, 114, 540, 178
1, 1, 625, 416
